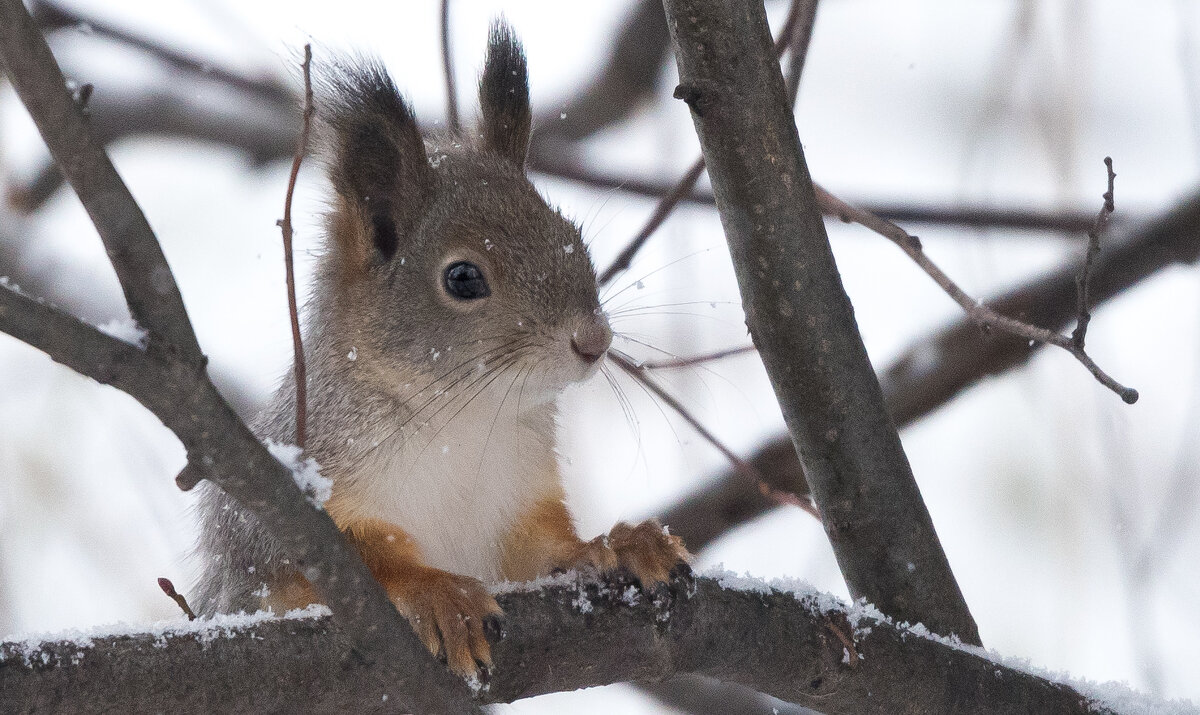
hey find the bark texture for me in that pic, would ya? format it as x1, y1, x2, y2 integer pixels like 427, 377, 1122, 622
661, 0, 979, 643
0, 578, 1109, 714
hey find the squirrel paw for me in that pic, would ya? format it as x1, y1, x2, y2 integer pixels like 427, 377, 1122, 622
571, 519, 691, 588
393, 570, 504, 680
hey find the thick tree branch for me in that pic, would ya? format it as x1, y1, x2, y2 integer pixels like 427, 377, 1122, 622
662, 0, 979, 643
0, 4, 475, 710
0, 577, 1116, 714
0, 0, 199, 357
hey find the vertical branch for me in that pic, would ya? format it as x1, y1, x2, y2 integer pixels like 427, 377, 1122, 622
598, 0, 819, 286
440, 0, 461, 132
1073, 156, 1116, 349
662, 0, 980, 643
276, 45, 314, 448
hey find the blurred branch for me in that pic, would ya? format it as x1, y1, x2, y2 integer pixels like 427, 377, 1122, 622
0, 3, 474, 710
598, 0, 816, 286
5, 9, 1108, 238
612, 351, 819, 518
0, 577, 1115, 714
29, 0, 294, 105
0, 4, 199, 356
440, 0, 460, 132
663, 188, 1200, 554
527, 0, 671, 154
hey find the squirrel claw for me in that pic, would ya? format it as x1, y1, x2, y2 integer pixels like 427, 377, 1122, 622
565, 519, 691, 594
483, 613, 506, 643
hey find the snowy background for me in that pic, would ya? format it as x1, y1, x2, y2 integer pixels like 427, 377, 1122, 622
1, 0, 1198, 711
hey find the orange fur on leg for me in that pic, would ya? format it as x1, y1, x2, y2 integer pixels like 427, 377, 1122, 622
341, 518, 501, 678
502, 495, 690, 586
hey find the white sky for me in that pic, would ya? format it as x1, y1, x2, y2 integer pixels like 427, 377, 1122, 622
1, 1, 1199, 712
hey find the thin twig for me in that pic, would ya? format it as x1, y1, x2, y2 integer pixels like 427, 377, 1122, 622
783, 0, 819, 105
610, 351, 820, 519
641, 344, 757, 369
276, 45, 314, 448
597, 0, 819, 286
157, 577, 196, 621
1073, 156, 1116, 349
598, 157, 706, 285
814, 181, 1138, 404
440, 0, 460, 132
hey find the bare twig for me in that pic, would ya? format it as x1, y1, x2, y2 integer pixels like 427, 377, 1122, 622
641, 344, 757, 369
665, 0, 980, 643
597, 0, 820, 286
611, 352, 820, 519
783, 0, 819, 104
440, 0, 460, 132
1073, 156, 1116, 349
276, 45, 314, 448
598, 157, 706, 284
814, 182, 1138, 404
157, 577, 196, 621
662, 189, 1200, 555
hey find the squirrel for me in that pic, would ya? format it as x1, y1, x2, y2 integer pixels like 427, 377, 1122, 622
193, 21, 691, 679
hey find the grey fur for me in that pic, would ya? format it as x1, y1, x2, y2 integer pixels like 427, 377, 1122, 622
193, 24, 604, 616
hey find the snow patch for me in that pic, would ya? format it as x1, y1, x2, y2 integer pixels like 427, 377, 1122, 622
0, 605, 330, 668
266, 441, 332, 507
96, 318, 149, 348
703, 566, 1195, 715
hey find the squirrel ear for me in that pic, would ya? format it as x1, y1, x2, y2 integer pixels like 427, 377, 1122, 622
321, 59, 432, 262
478, 20, 532, 168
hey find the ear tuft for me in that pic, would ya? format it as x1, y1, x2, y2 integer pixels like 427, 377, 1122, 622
318, 58, 432, 262
478, 19, 532, 168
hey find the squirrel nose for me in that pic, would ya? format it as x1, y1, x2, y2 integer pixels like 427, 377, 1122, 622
571, 320, 612, 363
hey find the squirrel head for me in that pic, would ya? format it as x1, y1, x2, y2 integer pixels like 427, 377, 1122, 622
313, 21, 610, 410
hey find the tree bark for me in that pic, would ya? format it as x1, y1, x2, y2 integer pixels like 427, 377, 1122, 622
660, 0, 979, 643
0, 578, 1112, 714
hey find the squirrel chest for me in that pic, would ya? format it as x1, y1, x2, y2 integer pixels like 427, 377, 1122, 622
324, 395, 561, 583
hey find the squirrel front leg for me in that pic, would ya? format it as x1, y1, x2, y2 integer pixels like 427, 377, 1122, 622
501, 491, 691, 586
342, 519, 503, 677
268, 518, 501, 678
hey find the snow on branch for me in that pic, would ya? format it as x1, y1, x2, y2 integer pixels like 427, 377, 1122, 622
2, 576, 1156, 714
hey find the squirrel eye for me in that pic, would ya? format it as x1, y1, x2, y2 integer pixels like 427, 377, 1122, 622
443, 261, 490, 300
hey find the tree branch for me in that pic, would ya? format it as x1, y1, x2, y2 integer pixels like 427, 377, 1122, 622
662, 0, 980, 643
660, 188, 1200, 554
440, 0, 460, 132
276, 45, 314, 448
598, 0, 816, 287
816, 183, 1138, 403
0, 577, 1117, 714
0, 0, 200, 357
0, 3, 475, 710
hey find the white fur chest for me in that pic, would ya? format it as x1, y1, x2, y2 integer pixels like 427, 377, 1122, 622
341, 399, 559, 582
